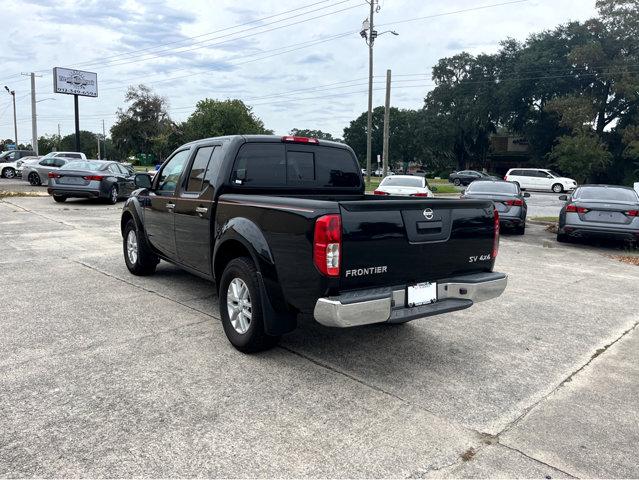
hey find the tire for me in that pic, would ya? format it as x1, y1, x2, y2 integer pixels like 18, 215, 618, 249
123, 219, 158, 276
107, 184, 119, 204
557, 233, 570, 243
2, 167, 16, 179
453, 178, 461, 186
219, 257, 280, 353
28, 172, 41, 186
552, 183, 563, 193
53, 195, 66, 203
516, 224, 526, 235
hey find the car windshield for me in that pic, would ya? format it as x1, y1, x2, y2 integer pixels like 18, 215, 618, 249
380, 177, 423, 187
0, 151, 11, 159
61, 161, 102, 171
574, 186, 638, 203
467, 181, 518, 194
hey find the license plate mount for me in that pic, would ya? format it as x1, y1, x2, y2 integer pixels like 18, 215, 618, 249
407, 282, 437, 307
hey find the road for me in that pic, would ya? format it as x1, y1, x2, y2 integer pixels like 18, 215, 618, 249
0, 196, 637, 477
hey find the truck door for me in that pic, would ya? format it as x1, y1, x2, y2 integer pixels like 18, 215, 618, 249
144, 149, 190, 259
174, 145, 221, 274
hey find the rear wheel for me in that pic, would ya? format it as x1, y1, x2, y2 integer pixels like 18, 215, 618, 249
123, 220, 158, 275
2, 167, 15, 179
552, 183, 563, 193
453, 178, 461, 186
557, 233, 570, 243
107, 185, 119, 204
219, 257, 280, 353
53, 195, 66, 203
28, 172, 41, 186
516, 224, 526, 235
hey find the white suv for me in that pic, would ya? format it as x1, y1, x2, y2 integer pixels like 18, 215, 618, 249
504, 168, 577, 193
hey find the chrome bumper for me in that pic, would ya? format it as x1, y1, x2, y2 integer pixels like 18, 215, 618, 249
313, 272, 507, 328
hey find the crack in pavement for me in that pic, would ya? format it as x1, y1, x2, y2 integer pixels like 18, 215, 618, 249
1, 199, 77, 228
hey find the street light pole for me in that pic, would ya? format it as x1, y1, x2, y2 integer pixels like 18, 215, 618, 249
366, 0, 374, 186
4, 86, 17, 147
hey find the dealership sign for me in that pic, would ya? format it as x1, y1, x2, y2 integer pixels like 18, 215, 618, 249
53, 67, 98, 97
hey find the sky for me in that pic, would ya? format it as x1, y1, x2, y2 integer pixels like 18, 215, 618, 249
0, 0, 599, 147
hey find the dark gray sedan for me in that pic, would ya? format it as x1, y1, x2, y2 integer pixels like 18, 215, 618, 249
557, 185, 639, 244
47, 160, 136, 204
461, 179, 529, 234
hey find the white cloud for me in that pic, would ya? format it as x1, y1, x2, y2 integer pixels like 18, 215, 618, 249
0, 0, 598, 147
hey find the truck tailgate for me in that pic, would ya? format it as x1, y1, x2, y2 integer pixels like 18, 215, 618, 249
338, 198, 496, 290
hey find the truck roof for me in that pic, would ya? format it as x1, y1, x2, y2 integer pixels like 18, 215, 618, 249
182, 134, 348, 150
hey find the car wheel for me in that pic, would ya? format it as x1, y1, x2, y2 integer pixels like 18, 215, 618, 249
28, 172, 41, 186
123, 220, 158, 276
557, 233, 570, 243
2, 167, 16, 179
453, 178, 461, 186
53, 195, 66, 203
219, 257, 280, 353
107, 185, 118, 204
516, 224, 526, 235
552, 183, 563, 193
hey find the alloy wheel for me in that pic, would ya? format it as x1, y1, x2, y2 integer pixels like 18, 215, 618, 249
126, 229, 138, 265
226, 278, 252, 334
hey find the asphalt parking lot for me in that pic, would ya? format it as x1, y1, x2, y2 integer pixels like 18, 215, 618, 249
1, 194, 638, 478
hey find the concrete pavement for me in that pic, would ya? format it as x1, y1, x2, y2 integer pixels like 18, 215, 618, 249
0, 196, 637, 477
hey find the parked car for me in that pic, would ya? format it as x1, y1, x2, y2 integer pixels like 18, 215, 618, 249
120, 135, 507, 352
0, 150, 36, 178
21, 156, 72, 185
373, 175, 433, 197
448, 170, 496, 186
47, 160, 136, 204
461, 180, 530, 234
557, 185, 639, 244
14, 156, 40, 177
504, 168, 577, 193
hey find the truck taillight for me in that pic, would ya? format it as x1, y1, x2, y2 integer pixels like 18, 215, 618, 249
492, 210, 500, 259
281, 136, 319, 144
314, 214, 341, 277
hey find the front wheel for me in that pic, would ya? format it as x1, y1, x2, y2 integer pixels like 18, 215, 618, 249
28, 172, 41, 186
123, 220, 158, 275
453, 178, 461, 186
552, 183, 563, 193
2, 167, 16, 179
219, 257, 280, 353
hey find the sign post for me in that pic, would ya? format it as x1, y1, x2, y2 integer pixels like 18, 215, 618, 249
52, 67, 98, 153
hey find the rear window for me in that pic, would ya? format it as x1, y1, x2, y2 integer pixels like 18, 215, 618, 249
231, 143, 361, 189
574, 187, 638, 203
380, 176, 423, 187
61, 161, 102, 171
467, 181, 518, 194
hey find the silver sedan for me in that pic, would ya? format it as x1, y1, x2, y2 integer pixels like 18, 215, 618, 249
21, 157, 71, 185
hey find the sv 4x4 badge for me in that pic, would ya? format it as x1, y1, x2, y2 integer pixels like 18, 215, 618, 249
469, 254, 491, 263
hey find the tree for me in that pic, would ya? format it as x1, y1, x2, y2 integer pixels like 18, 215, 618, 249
110, 85, 173, 159
548, 133, 612, 183
60, 131, 99, 157
37, 134, 62, 155
289, 128, 339, 141
182, 99, 271, 143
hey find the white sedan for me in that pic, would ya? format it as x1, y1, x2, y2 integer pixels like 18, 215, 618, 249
373, 175, 433, 197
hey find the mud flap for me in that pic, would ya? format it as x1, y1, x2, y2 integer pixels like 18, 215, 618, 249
257, 272, 297, 335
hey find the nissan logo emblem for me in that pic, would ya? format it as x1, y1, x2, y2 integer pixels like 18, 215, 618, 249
423, 208, 434, 220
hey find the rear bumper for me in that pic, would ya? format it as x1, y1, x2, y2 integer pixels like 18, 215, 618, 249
560, 225, 639, 241
47, 187, 102, 199
313, 272, 507, 328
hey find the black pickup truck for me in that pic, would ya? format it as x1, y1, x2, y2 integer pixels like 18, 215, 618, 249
121, 135, 507, 352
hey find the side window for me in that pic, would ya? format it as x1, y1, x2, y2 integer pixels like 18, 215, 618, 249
157, 149, 190, 193
68, 153, 82, 159
185, 146, 214, 192
287, 151, 315, 183
52, 159, 66, 167
117, 164, 129, 175
108, 164, 120, 174
40, 158, 55, 166
232, 144, 285, 186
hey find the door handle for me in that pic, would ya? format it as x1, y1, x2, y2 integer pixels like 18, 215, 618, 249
166, 202, 175, 211
195, 206, 208, 216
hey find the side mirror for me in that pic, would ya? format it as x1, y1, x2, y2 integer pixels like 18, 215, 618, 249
134, 173, 152, 189
558, 194, 568, 201
523, 192, 531, 198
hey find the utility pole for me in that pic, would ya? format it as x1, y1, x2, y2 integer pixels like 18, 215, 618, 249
382, 69, 391, 178
22, 72, 43, 155
97, 133, 101, 160
4, 86, 17, 146
366, 0, 374, 185
102, 119, 106, 159
57, 123, 61, 151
